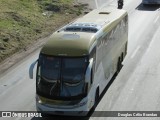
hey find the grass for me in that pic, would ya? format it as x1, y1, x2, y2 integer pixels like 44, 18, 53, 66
0, 0, 87, 62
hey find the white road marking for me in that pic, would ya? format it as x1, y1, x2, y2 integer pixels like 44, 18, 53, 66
154, 16, 159, 23
131, 46, 141, 59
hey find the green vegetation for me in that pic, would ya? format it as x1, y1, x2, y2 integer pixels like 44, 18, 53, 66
0, 0, 87, 62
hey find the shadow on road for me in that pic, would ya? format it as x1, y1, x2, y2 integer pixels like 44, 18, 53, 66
136, 3, 160, 11
31, 72, 118, 120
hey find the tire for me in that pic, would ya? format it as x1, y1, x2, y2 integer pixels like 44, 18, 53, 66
117, 53, 124, 74
89, 88, 99, 115
117, 57, 121, 73
121, 53, 124, 63
92, 88, 99, 110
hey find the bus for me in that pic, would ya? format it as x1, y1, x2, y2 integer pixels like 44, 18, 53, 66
142, 0, 160, 5
29, 6, 128, 116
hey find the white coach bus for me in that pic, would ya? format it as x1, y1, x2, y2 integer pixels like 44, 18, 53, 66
29, 6, 128, 116
142, 0, 160, 5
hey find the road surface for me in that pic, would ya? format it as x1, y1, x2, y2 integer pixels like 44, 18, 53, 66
0, 0, 160, 120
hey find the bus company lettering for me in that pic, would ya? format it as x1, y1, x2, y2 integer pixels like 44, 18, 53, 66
118, 113, 132, 117
118, 112, 158, 117
143, 113, 157, 117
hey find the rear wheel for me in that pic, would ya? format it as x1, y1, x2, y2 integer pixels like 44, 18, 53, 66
121, 53, 124, 63
117, 57, 122, 73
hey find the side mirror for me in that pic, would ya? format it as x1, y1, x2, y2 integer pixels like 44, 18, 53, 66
29, 60, 38, 79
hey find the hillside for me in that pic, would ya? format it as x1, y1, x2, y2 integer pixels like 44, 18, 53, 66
0, 0, 88, 62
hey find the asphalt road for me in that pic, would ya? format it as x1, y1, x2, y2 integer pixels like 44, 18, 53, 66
0, 0, 160, 120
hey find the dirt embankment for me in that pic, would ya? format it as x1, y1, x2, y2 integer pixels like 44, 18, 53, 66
0, 0, 90, 63
0, 0, 92, 73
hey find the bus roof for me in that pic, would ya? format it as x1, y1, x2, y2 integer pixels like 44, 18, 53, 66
41, 6, 127, 57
